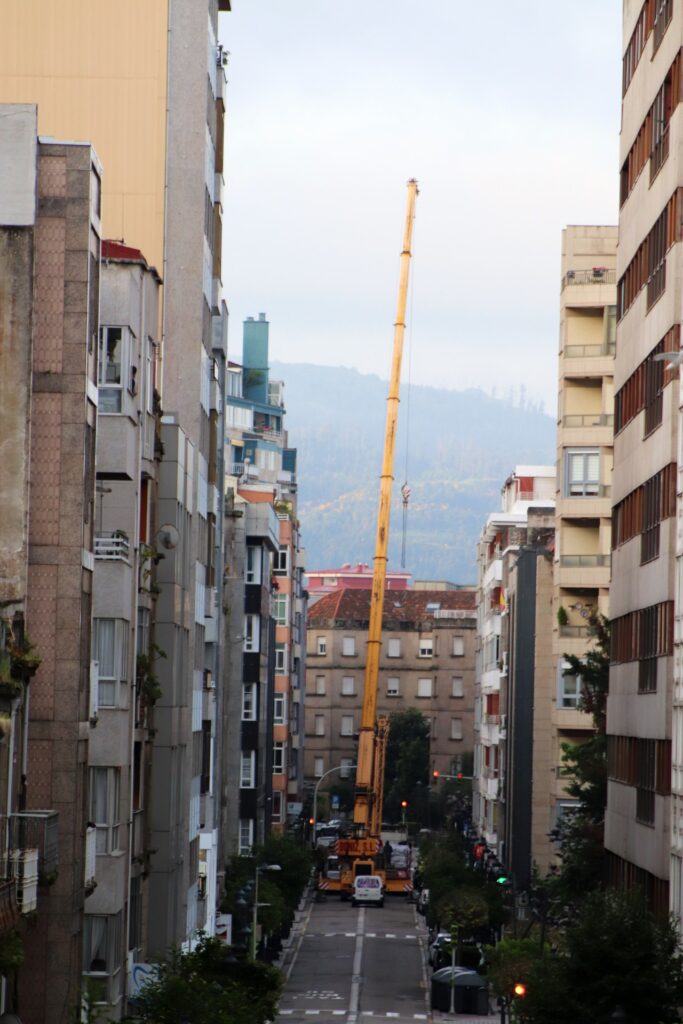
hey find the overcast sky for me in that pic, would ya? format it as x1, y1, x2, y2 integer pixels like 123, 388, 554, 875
219, 1, 622, 412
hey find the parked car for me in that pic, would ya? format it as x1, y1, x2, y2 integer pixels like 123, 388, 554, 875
428, 932, 452, 967
417, 888, 430, 916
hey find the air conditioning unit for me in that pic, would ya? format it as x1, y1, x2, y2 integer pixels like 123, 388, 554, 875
11, 849, 38, 913
204, 670, 215, 691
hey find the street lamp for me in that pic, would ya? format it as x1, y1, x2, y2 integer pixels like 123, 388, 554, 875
251, 863, 281, 960
312, 764, 357, 844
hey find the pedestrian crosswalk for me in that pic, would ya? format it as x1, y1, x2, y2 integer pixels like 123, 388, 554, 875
302, 933, 419, 940
277, 1013, 428, 1020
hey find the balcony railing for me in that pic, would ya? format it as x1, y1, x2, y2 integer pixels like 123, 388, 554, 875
562, 413, 614, 428
483, 714, 500, 726
559, 624, 590, 638
559, 554, 610, 568
562, 268, 616, 288
564, 342, 616, 359
94, 532, 130, 562
7, 810, 59, 877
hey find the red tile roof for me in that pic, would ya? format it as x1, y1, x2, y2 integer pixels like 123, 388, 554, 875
102, 240, 162, 282
308, 587, 476, 626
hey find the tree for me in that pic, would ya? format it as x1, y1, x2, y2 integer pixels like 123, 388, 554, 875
485, 938, 546, 1008
383, 708, 430, 823
129, 934, 282, 1024
551, 615, 609, 901
520, 889, 683, 1024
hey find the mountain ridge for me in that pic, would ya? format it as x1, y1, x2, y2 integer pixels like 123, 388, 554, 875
271, 361, 556, 581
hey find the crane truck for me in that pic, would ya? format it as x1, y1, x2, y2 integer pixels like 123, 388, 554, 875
318, 179, 418, 900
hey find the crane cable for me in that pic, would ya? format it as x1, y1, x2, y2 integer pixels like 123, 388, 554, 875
400, 208, 416, 569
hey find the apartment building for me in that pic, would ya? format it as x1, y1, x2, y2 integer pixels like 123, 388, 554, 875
83, 242, 161, 1017
0, 106, 101, 1023
0, 0, 231, 994
304, 588, 477, 788
607, 0, 679, 917
223, 315, 306, 853
473, 467, 556, 886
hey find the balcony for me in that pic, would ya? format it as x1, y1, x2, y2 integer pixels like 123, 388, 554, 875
7, 810, 59, 878
563, 343, 615, 359
562, 414, 614, 428
559, 554, 610, 568
94, 531, 130, 562
562, 268, 616, 289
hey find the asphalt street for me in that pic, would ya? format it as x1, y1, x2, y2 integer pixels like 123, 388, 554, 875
276, 895, 430, 1024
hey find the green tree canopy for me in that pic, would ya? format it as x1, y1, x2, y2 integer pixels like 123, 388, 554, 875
129, 934, 282, 1024
383, 707, 430, 823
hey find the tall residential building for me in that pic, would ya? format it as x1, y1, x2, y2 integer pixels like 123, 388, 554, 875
305, 588, 477, 788
473, 467, 556, 885
223, 315, 306, 854
0, 105, 100, 1024
85, 241, 161, 1018
0, 0, 231, 989
607, 0, 678, 917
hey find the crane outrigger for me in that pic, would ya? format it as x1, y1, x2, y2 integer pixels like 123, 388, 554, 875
318, 178, 418, 899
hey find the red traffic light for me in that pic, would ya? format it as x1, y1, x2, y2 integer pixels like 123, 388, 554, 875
513, 983, 527, 998
457, 772, 463, 780
400, 800, 408, 808
308, 817, 315, 826
432, 769, 440, 780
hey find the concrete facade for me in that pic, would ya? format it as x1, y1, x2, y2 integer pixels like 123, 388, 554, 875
304, 588, 477, 795
608, 0, 679, 916
472, 467, 557, 883
0, 105, 102, 1024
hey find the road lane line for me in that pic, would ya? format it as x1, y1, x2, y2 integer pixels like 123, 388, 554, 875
284, 890, 315, 983
347, 906, 365, 1024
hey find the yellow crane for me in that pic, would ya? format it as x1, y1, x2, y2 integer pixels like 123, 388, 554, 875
319, 178, 418, 898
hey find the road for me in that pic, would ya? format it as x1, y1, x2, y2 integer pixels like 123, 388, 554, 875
276, 895, 430, 1024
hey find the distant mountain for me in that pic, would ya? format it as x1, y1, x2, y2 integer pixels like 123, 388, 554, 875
271, 362, 556, 582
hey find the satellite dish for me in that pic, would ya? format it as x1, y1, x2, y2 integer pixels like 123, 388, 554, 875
156, 524, 180, 551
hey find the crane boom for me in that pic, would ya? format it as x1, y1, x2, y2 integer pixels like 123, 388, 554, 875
354, 178, 418, 833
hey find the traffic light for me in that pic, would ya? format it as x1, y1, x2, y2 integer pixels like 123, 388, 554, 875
308, 817, 315, 826
495, 873, 509, 885
432, 769, 440, 783
513, 982, 527, 998
400, 800, 408, 809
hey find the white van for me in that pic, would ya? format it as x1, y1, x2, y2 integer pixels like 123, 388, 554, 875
351, 875, 384, 908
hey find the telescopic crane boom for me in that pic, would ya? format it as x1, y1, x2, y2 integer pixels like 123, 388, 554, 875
354, 178, 418, 835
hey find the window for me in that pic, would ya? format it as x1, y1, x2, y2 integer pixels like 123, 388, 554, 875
98, 326, 131, 414
316, 636, 327, 656
387, 676, 400, 697
558, 661, 582, 709
240, 750, 256, 788
314, 714, 326, 736
341, 675, 355, 696
452, 676, 464, 698
342, 636, 356, 656
387, 638, 401, 658
90, 767, 121, 854
243, 614, 260, 653
137, 607, 150, 657
418, 637, 433, 658
273, 546, 289, 575
273, 741, 285, 774
274, 594, 289, 626
274, 693, 287, 724
241, 683, 257, 721
83, 912, 122, 997
637, 738, 656, 826
227, 404, 253, 430
340, 714, 354, 736
93, 618, 129, 707
246, 546, 261, 584
417, 678, 433, 698
315, 675, 326, 695
340, 758, 354, 779
314, 757, 324, 778
272, 791, 284, 824
275, 643, 288, 674
451, 718, 463, 741
238, 818, 254, 855
452, 637, 465, 657
565, 449, 600, 497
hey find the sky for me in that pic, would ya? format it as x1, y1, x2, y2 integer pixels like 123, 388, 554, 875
219, 1, 622, 413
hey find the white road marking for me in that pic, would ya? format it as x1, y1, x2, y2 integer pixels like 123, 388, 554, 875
414, 1015, 428, 1019
347, 906, 365, 1024
366, 932, 376, 937
384, 933, 396, 938
386, 1014, 400, 1018
304, 1012, 320, 1016
345, 932, 355, 937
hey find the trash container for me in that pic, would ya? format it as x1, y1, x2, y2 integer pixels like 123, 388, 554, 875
431, 967, 489, 1014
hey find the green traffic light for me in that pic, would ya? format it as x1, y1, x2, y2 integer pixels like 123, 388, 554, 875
496, 875, 509, 885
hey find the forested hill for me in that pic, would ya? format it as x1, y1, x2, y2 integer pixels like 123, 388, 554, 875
271, 362, 556, 583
